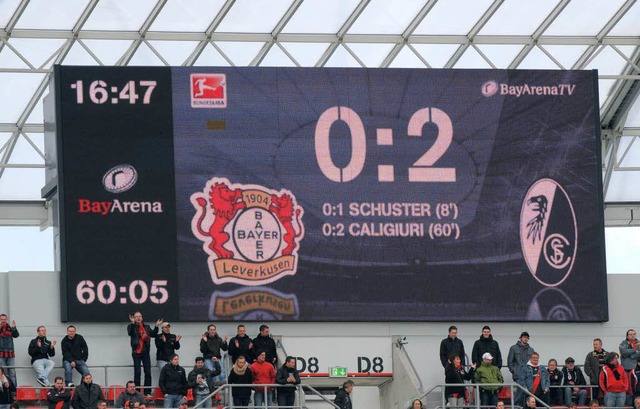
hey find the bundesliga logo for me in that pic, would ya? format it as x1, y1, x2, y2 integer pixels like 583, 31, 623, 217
191, 178, 305, 285
190, 73, 227, 108
519, 178, 577, 287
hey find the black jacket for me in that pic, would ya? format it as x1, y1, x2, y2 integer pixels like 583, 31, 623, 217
275, 364, 301, 395
159, 363, 188, 396
62, 334, 88, 363
28, 336, 56, 364
155, 332, 181, 361
227, 366, 253, 399
47, 386, 72, 409
200, 334, 228, 359
127, 323, 158, 355
0, 376, 16, 405
187, 363, 220, 396
228, 334, 253, 363
334, 388, 352, 409
445, 363, 475, 397
440, 336, 466, 367
471, 335, 502, 367
562, 366, 587, 387
252, 334, 277, 365
72, 382, 105, 409
0, 323, 19, 357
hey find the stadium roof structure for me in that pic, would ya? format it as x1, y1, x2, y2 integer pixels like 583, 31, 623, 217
0, 0, 639, 228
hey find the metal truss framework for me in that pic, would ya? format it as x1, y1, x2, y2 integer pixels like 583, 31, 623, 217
1, 0, 639, 226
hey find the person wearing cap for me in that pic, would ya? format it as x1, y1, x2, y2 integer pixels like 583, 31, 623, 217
471, 326, 502, 368
155, 322, 181, 370
517, 352, 549, 405
619, 329, 640, 371
440, 326, 466, 368
562, 356, 587, 406
445, 354, 475, 408
474, 352, 503, 407
508, 331, 535, 406
584, 338, 607, 400
547, 359, 563, 405
599, 352, 628, 408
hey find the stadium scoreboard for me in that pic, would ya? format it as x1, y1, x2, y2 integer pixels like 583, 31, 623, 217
44, 66, 607, 322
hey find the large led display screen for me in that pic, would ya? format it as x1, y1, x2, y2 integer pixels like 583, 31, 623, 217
48, 66, 607, 322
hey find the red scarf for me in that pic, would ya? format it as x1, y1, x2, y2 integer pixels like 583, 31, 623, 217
136, 323, 149, 354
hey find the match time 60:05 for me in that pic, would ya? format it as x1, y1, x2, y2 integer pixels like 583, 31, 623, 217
76, 279, 168, 305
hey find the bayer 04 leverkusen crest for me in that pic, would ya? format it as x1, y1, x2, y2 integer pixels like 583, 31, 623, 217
191, 177, 305, 286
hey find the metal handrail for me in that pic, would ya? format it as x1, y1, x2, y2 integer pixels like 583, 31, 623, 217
192, 383, 340, 409
428, 382, 558, 409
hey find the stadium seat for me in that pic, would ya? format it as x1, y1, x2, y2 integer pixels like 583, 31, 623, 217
16, 386, 38, 402
153, 386, 164, 401
107, 384, 125, 402
40, 388, 49, 400
186, 389, 194, 402
498, 387, 511, 400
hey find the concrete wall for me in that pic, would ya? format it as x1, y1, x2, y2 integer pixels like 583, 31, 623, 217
1, 271, 634, 408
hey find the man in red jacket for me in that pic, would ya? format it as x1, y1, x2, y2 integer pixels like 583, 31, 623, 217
599, 352, 628, 408
251, 350, 275, 407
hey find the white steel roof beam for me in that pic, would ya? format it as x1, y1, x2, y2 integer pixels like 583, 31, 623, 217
315, 0, 370, 67
251, 0, 304, 66
183, 0, 236, 66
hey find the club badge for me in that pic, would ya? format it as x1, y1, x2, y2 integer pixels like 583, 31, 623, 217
520, 178, 577, 287
191, 177, 305, 285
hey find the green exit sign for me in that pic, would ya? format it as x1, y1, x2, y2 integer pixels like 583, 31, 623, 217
330, 366, 348, 377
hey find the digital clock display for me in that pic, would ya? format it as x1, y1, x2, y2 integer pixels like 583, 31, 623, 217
49, 66, 607, 322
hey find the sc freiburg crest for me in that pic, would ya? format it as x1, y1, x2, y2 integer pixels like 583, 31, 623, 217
519, 178, 577, 287
191, 178, 305, 285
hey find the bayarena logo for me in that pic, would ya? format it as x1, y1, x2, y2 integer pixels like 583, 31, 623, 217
190, 73, 227, 108
519, 178, 577, 287
481, 80, 499, 97
191, 177, 305, 286
103, 164, 137, 193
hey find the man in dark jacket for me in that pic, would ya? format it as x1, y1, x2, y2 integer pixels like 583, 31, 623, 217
440, 326, 465, 368
228, 324, 253, 364
126, 311, 161, 397
276, 356, 301, 407
28, 325, 56, 387
71, 373, 105, 409
158, 354, 188, 409
584, 338, 607, 400
187, 357, 220, 407
0, 366, 16, 408
155, 322, 181, 369
334, 380, 354, 409
471, 326, 502, 368
200, 324, 228, 385
252, 325, 277, 367
115, 381, 147, 409
61, 325, 89, 387
47, 377, 72, 409
0, 314, 19, 385
562, 357, 587, 406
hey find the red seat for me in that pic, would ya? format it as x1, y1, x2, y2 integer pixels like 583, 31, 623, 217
186, 389, 194, 402
40, 388, 49, 400
153, 386, 164, 401
107, 385, 125, 401
16, 386, 38, 401
498, 387, 512, 400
